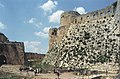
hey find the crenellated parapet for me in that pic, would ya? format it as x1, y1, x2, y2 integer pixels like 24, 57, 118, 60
74, 2, 116, 24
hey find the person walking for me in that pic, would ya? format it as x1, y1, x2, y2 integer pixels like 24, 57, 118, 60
55, 68, 61, 79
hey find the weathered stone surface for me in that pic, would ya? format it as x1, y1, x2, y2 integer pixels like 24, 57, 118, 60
0, 33, 25, 65
116, 71, 120, 79
43, 0, 120, 72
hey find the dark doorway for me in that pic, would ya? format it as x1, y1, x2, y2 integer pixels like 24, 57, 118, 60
0, 55, 7, 66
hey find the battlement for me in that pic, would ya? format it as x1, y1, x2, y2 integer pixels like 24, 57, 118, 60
75, 3, 116, 24
60, 2, 117, 26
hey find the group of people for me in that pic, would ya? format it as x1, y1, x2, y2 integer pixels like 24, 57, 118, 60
19, 66, 41, 76
19, 66, 62, 79
34, 68, 40, 76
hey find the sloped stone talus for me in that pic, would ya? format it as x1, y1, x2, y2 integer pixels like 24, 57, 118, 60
43, 0, 120, 71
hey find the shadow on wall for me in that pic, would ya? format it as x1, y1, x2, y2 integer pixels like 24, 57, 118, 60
0, 55, 7, 66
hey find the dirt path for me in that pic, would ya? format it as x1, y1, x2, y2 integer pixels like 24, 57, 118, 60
0, 65, 34, 77
0, 65, 94, 79
34, 73, 81, 79
0, 65, 117, 79
33, 73, 117, 79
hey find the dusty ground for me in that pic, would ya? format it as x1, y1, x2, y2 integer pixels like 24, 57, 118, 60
33, 73, 102, 79
0, 65, 118, 79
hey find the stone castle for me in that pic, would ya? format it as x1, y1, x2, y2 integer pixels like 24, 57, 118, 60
0, 33, 46, 65
42, 0, 120, 71
0, 33, 25, 65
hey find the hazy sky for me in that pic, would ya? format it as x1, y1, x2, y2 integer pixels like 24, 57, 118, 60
0, 0, 116, 54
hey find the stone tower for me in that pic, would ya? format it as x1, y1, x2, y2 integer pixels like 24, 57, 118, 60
60, 11, 80, 27
49, 28, 58, 50
48, 11, 80, 50
57, 11, 80, 44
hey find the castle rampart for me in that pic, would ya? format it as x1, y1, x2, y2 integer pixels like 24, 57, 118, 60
48, 2, 117, 50
43, 0, 120, 72
25, 52, 45, 60
75, 3, 116, 24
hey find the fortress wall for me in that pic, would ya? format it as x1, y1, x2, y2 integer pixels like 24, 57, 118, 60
10, 42, 24, 46
115, 0, 120, 64
25, 53, 45, 60
76, 5, 116, 24
55, 12, 118, 68
0, 42, 25, 65
9, 42, 24, 65
44, 0, 120, 70
0, 33, 25, 65
49, 4, 117, 50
